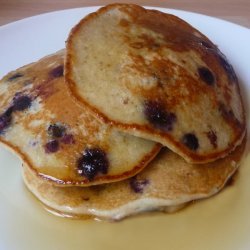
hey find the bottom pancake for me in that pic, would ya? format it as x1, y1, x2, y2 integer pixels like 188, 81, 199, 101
22, 138, 246, 221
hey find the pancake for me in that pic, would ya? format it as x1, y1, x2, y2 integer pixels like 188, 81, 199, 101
22, 136, 246, 221
65, 4, 245, 164
0, 50, 161, 186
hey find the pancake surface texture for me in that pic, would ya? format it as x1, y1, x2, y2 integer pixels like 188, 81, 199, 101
0, 51, 160, 186
22, 137, 246, 220
66, 4, 245, 163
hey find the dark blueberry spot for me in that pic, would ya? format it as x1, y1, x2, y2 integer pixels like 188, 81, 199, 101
144, 100, 176, 131
8, 73, 23, 82
182, 133, 199, 151
49, 65, 64, 78
219, 103, 234, 121
206, 130, 217, 148
130, 177, 149, 193
0, 115, 11, 133
13, 95, 32, 111
0, 107, 13, 134
218, 103, 241, 127
61, 134, 75, 144
198, 67, 215, 85
4, 106, 13, 117
199, 40, 214, 49
77, 148, 109, 181
226, 170, 238, 187
30, 140, 38, 147
199, 40, 217, 52
48, 124, 65, 138
45, 140, 59, 153
218, 53, 237, 81
82, 197, 90, 201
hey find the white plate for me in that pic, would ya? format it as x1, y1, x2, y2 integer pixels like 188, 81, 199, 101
0, 7, 250, 250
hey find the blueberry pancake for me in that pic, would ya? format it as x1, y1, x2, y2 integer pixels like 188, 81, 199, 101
66, 4, 245, 163
22, 136, 246, 220
0, 50, 161, 186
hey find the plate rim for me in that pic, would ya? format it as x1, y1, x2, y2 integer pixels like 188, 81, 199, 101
0, 5, 249, 32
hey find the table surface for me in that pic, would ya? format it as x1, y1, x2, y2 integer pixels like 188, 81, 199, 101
0, 0, 250, 28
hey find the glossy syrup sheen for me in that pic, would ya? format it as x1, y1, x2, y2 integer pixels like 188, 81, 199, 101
0, 140, 250, 250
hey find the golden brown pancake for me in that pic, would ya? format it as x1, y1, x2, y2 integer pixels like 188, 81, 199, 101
66, 4, 245, 164
22, 136, 246, 221
0, 50, 161, 186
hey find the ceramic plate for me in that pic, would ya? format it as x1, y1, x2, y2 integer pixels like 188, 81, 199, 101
0, 7, 250, 250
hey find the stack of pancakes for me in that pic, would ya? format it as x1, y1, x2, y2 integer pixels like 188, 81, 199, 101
0, 4, 246, 221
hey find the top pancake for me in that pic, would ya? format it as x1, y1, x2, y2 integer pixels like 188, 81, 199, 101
0, 50, 160, 186
66, 4, 246, 163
